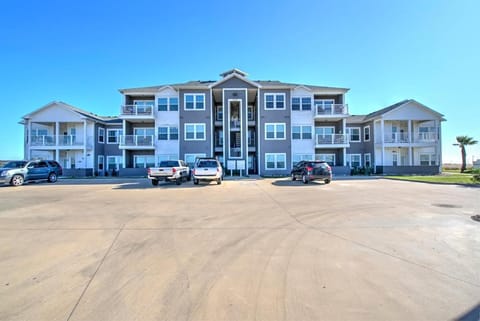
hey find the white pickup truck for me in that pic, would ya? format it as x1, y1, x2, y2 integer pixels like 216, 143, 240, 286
147, 160, 190, 186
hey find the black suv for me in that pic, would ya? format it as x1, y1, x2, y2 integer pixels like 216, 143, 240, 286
0, 160, 63, 186
291, 160, 332, 184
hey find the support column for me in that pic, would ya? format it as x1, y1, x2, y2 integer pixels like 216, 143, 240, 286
27, 120, 32, 159
55, 122, 60, 146
83, 120, 87, 169
343, 148, 347, 166
408, 120, 412, 143
381, 119, 385, 166
409, 146, 413, 166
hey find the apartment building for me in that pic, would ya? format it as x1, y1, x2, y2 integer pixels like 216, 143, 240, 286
21, 69, 445, 176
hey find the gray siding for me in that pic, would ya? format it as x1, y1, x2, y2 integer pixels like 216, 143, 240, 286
179, 89, 212, 159
259, 89, 291, 176
215, 77, 256, 89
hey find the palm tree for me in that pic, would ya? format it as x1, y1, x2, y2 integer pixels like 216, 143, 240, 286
454, 136, 478, 173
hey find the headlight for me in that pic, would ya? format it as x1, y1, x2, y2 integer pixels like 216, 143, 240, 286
0, 171, 7, 177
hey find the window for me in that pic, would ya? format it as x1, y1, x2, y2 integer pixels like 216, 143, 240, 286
315, 99, 335, 114
184, 94, 205, 110
158, 97, 179, 111
248, 105, 255, 121
293, 154, 314, 166
216, 106, 223, 121
348, 154, 361, 168
292, 97, 312, 111
107, 156, 123, 170
134, 100, 154, 114
98, 128, 105, 143
184, 153, 206, 167
264, 93, 285, 110
158, 126, 179, 140
184, 123, 206, 140
364, 153, 371, 168
315, 154, 335, 166
364, 126, 370, 141
292, 125, 313, 140
265, 153, 286, 170
420, 154, 436, 166
98, 155, 104, 171
347, 127, 361, 142
107, 129, 123, 144
265, 123, 286, 140
134, 155, 155, 168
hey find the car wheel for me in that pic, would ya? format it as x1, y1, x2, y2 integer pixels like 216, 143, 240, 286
194, 179, 199, 185
48, 172, 57, 183
302, 175, 309, 184
217, 178, 222, 185
291, 173, 296, 181
151, 179, 159, 186
176, 178, 182, 185
324, 179, 331, 184
11, 174, 24, 186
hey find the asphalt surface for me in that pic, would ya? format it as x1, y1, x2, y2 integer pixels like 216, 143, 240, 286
0, 177, 479, 321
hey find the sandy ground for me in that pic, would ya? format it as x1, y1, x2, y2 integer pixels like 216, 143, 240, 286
0, 177, 479, 321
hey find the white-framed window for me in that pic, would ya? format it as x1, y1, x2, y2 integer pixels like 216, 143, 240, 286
348, 154, 361, 168
157, 97, 179, 111
292, 125, 313, 140
293, 153, 314, 166
107, 129, 123, 144
347, 127, 361, 142
364, 153, 371, 168
184, 123, 206, 141
98, 128, 105, 143
134, 128, 155, 136
247, 105, 255, 120
420, 153, 437, 166
184, 153, 206, 167
184, 94, 205, 110
157, 154, 179, 164
364, 126, 370, 142
315, 154, 335, 166
265, 153, 287, 170
216, 105, 223, 121
107, 156, 123, 170
264, 93, 285, 110
158, 126, 179, 140
265, 123, 286, 140
134, 155, 155, 168
292, 97, 312, 111
98, 155, 104, 171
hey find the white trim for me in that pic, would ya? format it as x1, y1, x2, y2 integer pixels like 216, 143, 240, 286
157, 125, 179, 140
292, 124, 313, 140
363, 125, 370, 142
208, 72, 261, 89
107, 128, 122, 144
348, 154, 362, 167
106, 155, 123, 170
210, 88, 214, 157
265, 153, 287, 170
98, 127, 105, 143
184, 153, 207, 166
265, 123, 286, 140
98, 155, 104, 171
292, 153, 315, 165
157, 96, 179, 112
264, 93, 286, 110
133, 154, 155, 169
183, 93, 206, 111
291, 96, 313, 111
184, 123, 206, 141
315, 153, 336, 165
227, 98, 243, 159
364, 153, 371, 167
347, 127, 361, 142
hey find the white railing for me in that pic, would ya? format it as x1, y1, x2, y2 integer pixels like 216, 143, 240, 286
384, 132, 409, 143
120, 135, 154, 147
315, 104, 348, 116
30, 135, 92, 147
121, 105, 154, 116
414, 132, 438, 143
316, 134, 349, 145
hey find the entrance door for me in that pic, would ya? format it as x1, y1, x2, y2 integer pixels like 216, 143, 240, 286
392, 152, 398, 166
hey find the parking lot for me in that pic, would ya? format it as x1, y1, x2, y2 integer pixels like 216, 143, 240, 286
0, 177, 479, 321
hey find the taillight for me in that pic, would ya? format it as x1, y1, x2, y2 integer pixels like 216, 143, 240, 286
147, 168, 151, 175
192, 169, 195, 175
306, 166, 313, 172
172, 168, 176, 173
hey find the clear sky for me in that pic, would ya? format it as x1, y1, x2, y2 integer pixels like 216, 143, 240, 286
1, 0, 479, 163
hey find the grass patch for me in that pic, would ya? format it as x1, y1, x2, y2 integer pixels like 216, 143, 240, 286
387, 174, 479, 185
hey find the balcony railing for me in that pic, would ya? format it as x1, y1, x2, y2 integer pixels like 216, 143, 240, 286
383, 133, 409, 143
121, 105, 154, 116
315, 104, 348, 117
120, 135, 154, 147
413, 132, 438, 143
230, 148, 241, 157
316, 134, 349, 145
30, 135, 92, 147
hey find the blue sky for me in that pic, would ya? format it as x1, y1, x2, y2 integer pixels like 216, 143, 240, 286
1, 0, 479, 163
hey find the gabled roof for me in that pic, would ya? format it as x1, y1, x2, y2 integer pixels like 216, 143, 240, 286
209, 71, 261, 89
219, 68, 248, 78
22, 101, 120, 123
365, 99, 445, 121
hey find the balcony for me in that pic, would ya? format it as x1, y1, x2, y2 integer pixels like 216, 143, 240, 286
382, 133, 410, 144
314, 104, 348, 119
120, 105, 154, 119
119, 135, 155, 149
315, 134, 349, 148
29, 135, 93, 149
413, 131, 438, 143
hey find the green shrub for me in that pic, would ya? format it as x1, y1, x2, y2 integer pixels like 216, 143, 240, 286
472, 174, 480, 183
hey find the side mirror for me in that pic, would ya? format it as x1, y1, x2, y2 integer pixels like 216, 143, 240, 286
27, 165, 34, 169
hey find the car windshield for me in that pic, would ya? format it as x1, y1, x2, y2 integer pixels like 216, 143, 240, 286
3, 161, 27, 168
159, 161, 178, 167
197, 161, 218, 168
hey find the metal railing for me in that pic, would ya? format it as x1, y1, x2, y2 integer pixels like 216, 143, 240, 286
121, 105, 154, 116
30, 135, 55, 146
316, 134, 349, 145
29, 135, 92, 147
119, 135, 154, 147
413, 132, 438, 143
315, 104, 348, 116
384, 133, 409, 143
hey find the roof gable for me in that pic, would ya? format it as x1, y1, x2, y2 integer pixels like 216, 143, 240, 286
366, 99, 445, 121
209, 72, 260, 89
